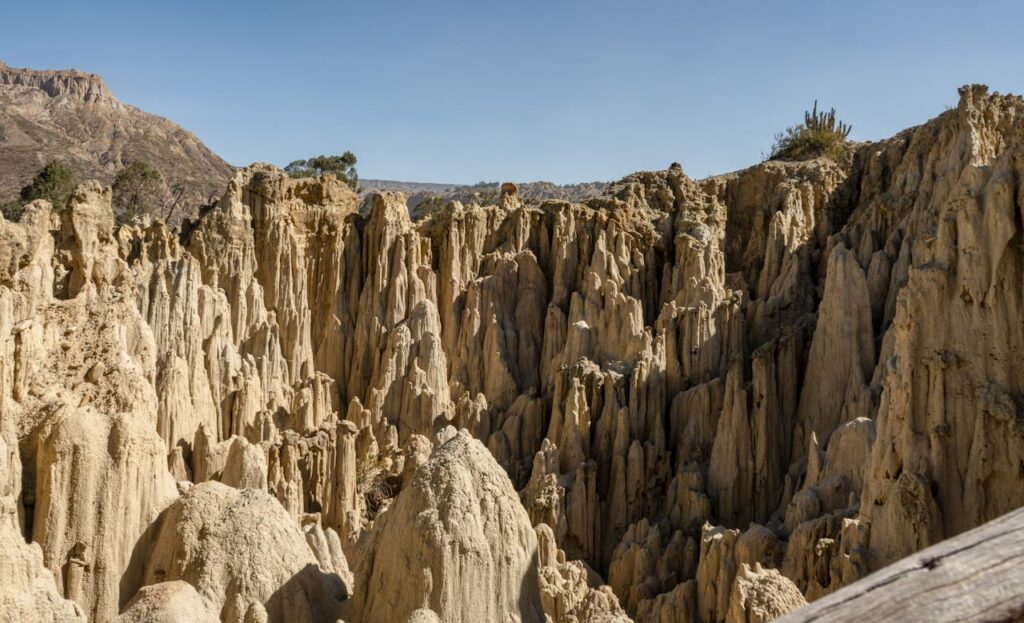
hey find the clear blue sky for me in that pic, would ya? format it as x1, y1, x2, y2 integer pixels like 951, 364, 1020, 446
3, 1, 1022, 184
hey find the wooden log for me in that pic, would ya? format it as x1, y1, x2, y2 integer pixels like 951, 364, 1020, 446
778, 506, 1024, 623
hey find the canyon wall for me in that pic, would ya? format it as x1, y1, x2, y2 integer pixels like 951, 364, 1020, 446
1, 84, 1022, 622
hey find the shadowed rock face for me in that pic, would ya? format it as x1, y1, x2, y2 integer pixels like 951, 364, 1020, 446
1, 85, 1023, 622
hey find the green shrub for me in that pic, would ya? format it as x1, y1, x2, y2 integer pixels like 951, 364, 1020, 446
20, 160, 76, 210
465, 190, 498, 205
285, 152, 359, 191
412, 196, 447, 221
1, 199, 22, 221
769, 101, 852, 162
112, 161, 167, 224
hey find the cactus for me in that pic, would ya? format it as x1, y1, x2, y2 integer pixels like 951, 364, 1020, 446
804, 100, 852, 139
769, 101, 853, 162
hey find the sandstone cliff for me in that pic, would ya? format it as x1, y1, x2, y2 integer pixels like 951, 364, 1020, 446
1, 84, 1022, 622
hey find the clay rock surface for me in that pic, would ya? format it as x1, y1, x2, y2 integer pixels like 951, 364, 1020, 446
117, 581, 218, 623
0, 414, 85, 622
726, 564, 806, 623
0, 428, 86, 622
350, 429, 548, 622
349, 428, 626, 623
1, 84, 1024, 623
141, 481, 347, 622
0, 522, 88, 622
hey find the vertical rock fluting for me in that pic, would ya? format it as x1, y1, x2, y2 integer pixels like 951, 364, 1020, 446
1, 85, 1023, 621
854, 85, 1024, 570
0, 194, 177, 621
0, 416, 86, 622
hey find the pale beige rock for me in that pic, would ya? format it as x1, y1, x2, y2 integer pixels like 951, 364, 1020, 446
0, 422, 86, 623
117, 581, 218, 622
725, 563, 806, 623
142, 481, 346, 623
537, 523, 630, 623
781, 512, 848, 598
607, 519, 691, 615
696, 524, 740, 623
635, 579, 698, 623
0, 518, 87, 623
734, 524, 785, 571
220, 436, 268, 490
795, 243, 874, 452
57, 181, 123, 298
351, 431, 545, 622
0, 182, 179, 622
302, 519, 353, 595
400, 432, 432, 488
707, 361, 754, 527
328, 419, 360, 542
31, 405, 178, 620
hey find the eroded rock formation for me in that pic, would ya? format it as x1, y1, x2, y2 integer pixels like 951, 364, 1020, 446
1, 84, 1023, 622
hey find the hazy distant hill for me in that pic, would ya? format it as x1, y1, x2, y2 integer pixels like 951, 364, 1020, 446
360, 179, 462, 195
0, 61, 233, 214
361, 178, 608, 211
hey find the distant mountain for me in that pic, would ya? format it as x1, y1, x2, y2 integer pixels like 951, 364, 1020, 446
360, 179, 463, 195
361, 178, 609, 211
0, 61, 233, 215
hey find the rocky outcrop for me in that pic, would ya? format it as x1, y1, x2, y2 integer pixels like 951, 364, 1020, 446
363, 178, 610, 216
116, 581, 218, 623
350, 429, 546, 622
537, 523, 630, 623
0, 419, 86, 622
726, 564, 806, 623
2, 84, 1024, 622
0, 517, 88, 622
0, 62, 116, 104
142, 482, 347, 622
349, 429, 626, 623
0, 189, 177, 620
851, 87, 1024, 573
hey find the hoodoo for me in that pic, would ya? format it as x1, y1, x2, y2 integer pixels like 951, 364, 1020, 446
2, 48, 1024, 622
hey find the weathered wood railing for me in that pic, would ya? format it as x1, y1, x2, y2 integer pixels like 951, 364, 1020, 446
779, 506, 1024, 622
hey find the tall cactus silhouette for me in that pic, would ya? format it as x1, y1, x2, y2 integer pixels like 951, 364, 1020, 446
769, 100, 852, 161
804, 100, 852, 139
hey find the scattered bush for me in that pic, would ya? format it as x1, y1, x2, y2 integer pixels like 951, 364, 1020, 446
412, 196, 447, 221
112, 160, 168, 224
769, 101, 852, 162
465, 190, 498, 206
285, 152, 359, 190
20, 160, 76, 210
356, 451, 400, 519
